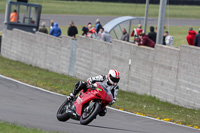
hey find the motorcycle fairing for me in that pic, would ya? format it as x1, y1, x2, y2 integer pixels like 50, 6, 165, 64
74, 82, 113, 116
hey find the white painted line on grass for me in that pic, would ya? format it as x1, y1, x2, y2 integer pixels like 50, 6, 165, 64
0, 74, 64, 97
0, 74, 199, 131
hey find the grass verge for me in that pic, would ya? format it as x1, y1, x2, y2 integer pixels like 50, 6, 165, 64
0, 56, 200, 129
0, 0, 200, 19
0, 121, 59, 133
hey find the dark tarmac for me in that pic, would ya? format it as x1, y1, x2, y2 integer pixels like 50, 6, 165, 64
0, 75, 199, 133
0, 14, 200, 32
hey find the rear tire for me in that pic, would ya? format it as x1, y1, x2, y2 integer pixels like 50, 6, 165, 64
80, 102, 101, 125
56, 99, 71, 122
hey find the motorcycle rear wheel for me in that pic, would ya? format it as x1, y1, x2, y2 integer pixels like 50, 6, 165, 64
56, 99, 71, 122
80, 102, 101, 125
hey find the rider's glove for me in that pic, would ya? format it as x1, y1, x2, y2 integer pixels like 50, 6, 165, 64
87, 77, 93, 85
67, 93, 74, 101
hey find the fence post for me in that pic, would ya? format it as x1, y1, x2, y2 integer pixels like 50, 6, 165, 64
68, 39, 77, 76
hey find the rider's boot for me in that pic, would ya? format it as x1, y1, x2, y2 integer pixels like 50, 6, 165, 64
67, 81, 87, 101
99, 108, 107, 116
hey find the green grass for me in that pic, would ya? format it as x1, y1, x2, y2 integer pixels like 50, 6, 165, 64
0, 56, 200, 129
0, 121, 59, 133
0, 0, 200, 19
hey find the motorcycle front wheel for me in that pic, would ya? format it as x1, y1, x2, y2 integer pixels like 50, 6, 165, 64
80, 101, 101, 125
56, 99, 71, 122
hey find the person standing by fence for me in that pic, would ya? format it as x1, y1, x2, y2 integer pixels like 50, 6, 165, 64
121, 28, 129, 42
148, 26, 156, 43
95, 19, 102, 34
136, 32, 155, 48
10, 9, 18, 22
164, 31, 174, 46
50, 22, 62, 37
67, 21, 78, 38
194, 29, 200, 47
131, 24, 143, 43
39, 22, 48, 34
186, 27, 197, 46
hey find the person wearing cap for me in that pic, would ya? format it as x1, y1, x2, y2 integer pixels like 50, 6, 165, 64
39, 22, 48, 34
10, 9, 18, 22
186, 27, 197, 46
135, 32, 155, 48
95, 19, 102, 34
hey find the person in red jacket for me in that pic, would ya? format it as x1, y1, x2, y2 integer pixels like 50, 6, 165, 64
87, 23, 96, 38
186, 27, 197, 46
135, 33, 155, 48
131, 24, 143, 43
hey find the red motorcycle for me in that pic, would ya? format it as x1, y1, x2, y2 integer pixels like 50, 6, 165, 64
56, 82, 113, 125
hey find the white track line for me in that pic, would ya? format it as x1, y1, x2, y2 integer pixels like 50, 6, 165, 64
0, 74, 199, 131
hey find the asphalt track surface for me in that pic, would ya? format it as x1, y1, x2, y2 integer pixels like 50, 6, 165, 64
0, 75, 200, 133
1, 14, 200, 32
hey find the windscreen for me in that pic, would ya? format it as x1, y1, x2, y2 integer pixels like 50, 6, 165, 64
98, 82, 112, 95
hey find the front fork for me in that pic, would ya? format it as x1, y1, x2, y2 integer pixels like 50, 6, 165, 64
85, 100, 102, 113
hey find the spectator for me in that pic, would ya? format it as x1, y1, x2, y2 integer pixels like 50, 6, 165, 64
194, 29, 200, 47
82, 22, 91, 36
135, 32, 155, 48
10, 9, 18, 22
155, 27, 158, 33
50, 22, 62, 37
148, 26, 156, 43
67, 20, 78, 38
98, 28, 112, 43
95, 19, 103, 34
39, 22, 48, 34
50, 20, 54, 30
82, 26, 88, 36
121, 28, 129, 42
163, 36, 166, 45
87, 23, 96, 38
131, 24, 143, 42
164, 31, 174, 46
186, 27, 197, 46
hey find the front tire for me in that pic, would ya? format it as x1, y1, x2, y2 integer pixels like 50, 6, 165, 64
80, 102, 101, 125
56, 99, 71, 122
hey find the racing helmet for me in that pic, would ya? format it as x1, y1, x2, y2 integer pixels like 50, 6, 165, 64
107, 69, 120, 85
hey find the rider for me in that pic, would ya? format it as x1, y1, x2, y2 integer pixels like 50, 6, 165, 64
68, 69, 120, 116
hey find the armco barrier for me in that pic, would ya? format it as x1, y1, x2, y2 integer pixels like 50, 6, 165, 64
1, 29, 200, 109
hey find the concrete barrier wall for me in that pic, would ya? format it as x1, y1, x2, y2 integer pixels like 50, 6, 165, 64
2, 29, 200, 109
1, 29, 72, 75
176, 45, 200, 108
151, 45, 179, 103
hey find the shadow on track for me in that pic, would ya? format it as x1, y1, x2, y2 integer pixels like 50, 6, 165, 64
66, 121, 147, 133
